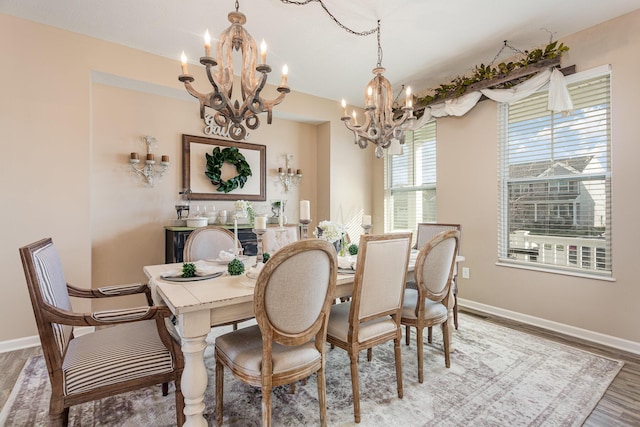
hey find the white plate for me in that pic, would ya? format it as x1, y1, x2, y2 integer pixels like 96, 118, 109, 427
206, 255, 249, 264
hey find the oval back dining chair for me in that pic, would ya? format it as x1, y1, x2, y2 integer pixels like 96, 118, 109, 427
214, 239, 338, 427
326, 232, 412, 424
183, 225, 239, 262
400, 229, 459, 383
19, 238, 185, 426
414, 223, 462, 331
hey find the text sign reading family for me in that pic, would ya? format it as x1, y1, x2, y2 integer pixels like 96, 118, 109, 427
203, 115, 250, 140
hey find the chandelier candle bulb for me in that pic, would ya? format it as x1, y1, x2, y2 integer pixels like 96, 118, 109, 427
260, 39, 267, 64
204, 30, 212, 57
362, 215, 371, 226
300, 200, 310, 221
405, 86, 412, 108
180, 52, 189, 75
281, 64, 288, 87
352, 110, 358, 126
341, 99, 347, 117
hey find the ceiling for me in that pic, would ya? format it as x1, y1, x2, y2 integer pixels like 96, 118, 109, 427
2, 0, 638, 107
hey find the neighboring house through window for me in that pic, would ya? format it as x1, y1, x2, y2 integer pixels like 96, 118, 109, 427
498, 65, 612, 277
384, 120, 437, 236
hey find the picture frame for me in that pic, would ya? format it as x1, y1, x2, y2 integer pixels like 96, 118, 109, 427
182, 134, 266, 201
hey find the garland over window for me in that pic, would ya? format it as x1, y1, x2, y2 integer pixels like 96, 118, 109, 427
205, 146, 252, 193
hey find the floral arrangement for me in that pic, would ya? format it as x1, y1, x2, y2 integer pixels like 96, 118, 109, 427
234, 200, 255, 225
314, 220, 344, 243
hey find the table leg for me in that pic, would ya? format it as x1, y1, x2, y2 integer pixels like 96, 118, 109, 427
178, 311, 211, 427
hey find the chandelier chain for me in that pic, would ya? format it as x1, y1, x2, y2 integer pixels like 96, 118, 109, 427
280, 0, 378, 37
235, 0, 239, 12
489, 40, 527, 66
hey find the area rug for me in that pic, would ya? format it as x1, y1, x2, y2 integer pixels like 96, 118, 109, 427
0, 313, 623, 426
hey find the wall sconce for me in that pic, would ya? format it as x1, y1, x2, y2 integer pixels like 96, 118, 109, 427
277, 154, 302, 193
129, 135, 170, 187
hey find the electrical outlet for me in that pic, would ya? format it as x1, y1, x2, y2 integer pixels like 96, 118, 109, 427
462, 267, 470, 279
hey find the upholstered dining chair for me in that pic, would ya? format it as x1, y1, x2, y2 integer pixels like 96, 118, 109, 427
214, 239, 337, 427
183, 225, 240, 262
401, 229, 460, 383
261, 224, 300, 255
19, 238, 185, 426
413, 223, 462, 332
326, 232, 412, 424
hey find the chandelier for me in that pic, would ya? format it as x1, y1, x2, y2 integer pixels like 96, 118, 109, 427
340, 21, 415, 158
178, 1, 290, 141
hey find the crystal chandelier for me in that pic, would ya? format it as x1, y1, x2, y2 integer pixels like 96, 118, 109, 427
178, 1, 290, 141
340, 21, 415, 158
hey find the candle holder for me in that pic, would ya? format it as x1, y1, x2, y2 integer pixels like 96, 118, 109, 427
361, 224, 373, 235
129, 135, 170, 187
300, 219, 311, 239
277, 154, 302, 193
252, 228, 267, 265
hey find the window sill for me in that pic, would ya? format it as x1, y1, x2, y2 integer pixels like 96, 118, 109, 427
495, 260, 615, 282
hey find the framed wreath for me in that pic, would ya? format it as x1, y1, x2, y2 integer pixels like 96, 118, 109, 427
182, 135, 266, 201
205, 146, 252, 193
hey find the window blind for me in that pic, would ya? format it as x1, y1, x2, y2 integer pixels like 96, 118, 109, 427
498, 67, 612, 276
384, 121, 437, 234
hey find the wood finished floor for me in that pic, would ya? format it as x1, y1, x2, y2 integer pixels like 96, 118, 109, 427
1, 310, 638, 425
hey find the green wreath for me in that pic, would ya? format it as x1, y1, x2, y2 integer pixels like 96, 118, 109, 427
205, 146, 252, 193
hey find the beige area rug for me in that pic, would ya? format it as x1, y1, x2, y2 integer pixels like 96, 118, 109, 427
0, 313, 623, 426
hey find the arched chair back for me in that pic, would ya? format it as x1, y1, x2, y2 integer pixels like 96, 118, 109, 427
183, 226, 238, 262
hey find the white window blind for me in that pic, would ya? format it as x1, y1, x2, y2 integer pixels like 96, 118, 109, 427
384, 121, 437, 234
498, 67, 612, 276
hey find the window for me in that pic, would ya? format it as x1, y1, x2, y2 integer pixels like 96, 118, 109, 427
384, 121, 437, 235
498, 66, 612, 277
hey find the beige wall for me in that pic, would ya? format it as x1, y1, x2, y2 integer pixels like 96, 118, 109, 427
0, 13, 372, 342
374, 10, 640, 345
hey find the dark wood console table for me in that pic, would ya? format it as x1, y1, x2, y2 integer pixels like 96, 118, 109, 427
165, 225, 258, 263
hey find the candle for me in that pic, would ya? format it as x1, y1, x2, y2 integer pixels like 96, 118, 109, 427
255, 216, 267, 230
130, 152, 139, 160
366, 86, 373, 106
278, 200, 284, 227
146, 153, 154, 161
260, 39, 267, 64
287, 168, 292, 175
161, 155, 169, 163
234, 218, 239, 254
362, 215, 371, 226
296, 169, 301, 175
341, 99, 347, 117
278, 167, 283, 174
352, 110, 358, 126
405, 86, 412, 108
204, 30, 212, 57
180, 51, 189, 75
281, 64, 288, 86
300, 200, 310, 221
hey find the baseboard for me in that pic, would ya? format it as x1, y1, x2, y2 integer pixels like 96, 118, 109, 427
0, 326, 95, 354
459, 298, 640, 355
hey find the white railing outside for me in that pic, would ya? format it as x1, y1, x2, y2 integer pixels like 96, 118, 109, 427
509, 230, 607, 271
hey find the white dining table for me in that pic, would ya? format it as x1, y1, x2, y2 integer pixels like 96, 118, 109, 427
143, 250, 458, 426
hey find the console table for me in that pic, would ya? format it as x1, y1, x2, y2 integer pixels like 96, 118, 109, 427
165, 225, 258, 263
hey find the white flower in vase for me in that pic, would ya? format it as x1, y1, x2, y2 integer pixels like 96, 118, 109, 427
314, 220, 344, 243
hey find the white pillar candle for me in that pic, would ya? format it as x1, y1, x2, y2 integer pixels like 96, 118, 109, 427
362, 215, 371, 226
255, 216, 267, 230
300, 200, 310, 221
234, 218, 239, 254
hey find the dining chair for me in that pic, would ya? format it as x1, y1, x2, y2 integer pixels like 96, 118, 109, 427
183, 225, 240, 262
326, 232, 412, 424
400, 229, 460, 383
261, 223, 300, 255
413, 223, 462, 332
214, 239, 337, 427
19, 238, 185, 426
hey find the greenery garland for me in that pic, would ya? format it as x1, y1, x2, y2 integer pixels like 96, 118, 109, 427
205, 147, 252, 193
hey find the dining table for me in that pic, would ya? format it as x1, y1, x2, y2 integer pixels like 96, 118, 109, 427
143, 250, 458, 426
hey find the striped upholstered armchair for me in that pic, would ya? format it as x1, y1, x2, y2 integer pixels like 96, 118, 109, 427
19, 238, 184, 426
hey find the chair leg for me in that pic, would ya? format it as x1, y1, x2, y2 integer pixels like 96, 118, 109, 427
428, 326, 433, 343
49, 396, 67, 427
394, 337, 404, 399
453, 294, 459, 330
405, 325, 411, 345
317, 366, 328, 427
261, 384, 272, 427
174, 377, 185, 427
289, 382, 296, 394
162, 382, 169, 396
233, 322, 238, 331
366, 348, 372, 362
416, 326, 425, 384
216, 360, 224, 426
442, 322, 451, 368
349, 352, 361, 423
